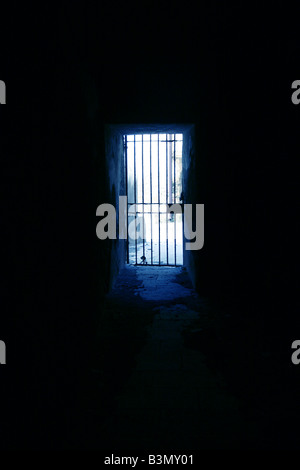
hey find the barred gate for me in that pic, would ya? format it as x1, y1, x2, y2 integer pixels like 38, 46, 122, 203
124, 133, 184, 266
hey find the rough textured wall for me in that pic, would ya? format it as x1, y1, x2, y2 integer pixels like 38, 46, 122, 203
104, 127, 126, 290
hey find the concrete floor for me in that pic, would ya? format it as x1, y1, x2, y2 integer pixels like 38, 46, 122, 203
83, 265, 265, 450
8, 264, 294, 450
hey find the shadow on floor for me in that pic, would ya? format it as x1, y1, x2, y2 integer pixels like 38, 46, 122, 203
73, 265, 300, 450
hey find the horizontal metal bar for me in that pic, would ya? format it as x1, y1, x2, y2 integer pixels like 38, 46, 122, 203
127, 203, 183, 206
126, 139, 183, 143
131, 263, 179, 267
127, 212, 172, 215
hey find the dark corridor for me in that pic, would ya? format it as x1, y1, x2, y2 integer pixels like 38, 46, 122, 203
1, 2, 300, 452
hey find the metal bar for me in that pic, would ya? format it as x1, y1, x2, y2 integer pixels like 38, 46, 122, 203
166, 134, 168, 265
150, 134, 153, 265
125, 202, 164, 205
174, 134, 176, 266
142, 135, 145, 262
124, 135, 129, 264
168, 135, 173, 203
181, 135, 184, 266
158, 134, 160, 265
134, 135, 137, 264
126, 139, 182, 143
169, 135, 173, 263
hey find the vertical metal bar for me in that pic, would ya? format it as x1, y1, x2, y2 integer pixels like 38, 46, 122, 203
142, 134, 145, 262
124, 135, 129, 264
169, 135, 173, 203
166, 134, 168, 265
150, 134, 153, 265
134, 135, 137, 265
158, 134, 161, 265
174, 134, 177, 266
181, 135, 184, 266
